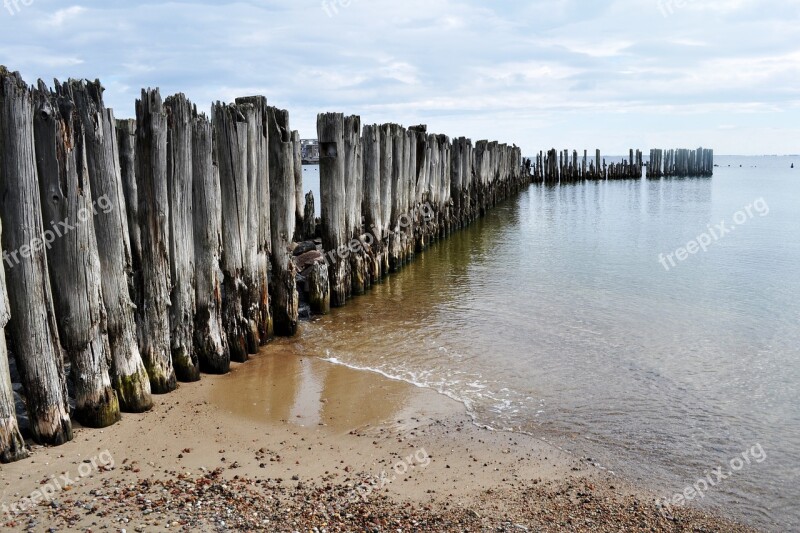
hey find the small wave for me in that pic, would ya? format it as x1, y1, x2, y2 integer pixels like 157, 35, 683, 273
317, 354, 547, 440
321, 355, 477, 412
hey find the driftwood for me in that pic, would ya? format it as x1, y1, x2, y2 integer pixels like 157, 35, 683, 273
135, 89, 177, 393
292, 130, 304, 242
68, 81, 153, 412
212, 102, 251, 362
318, 113, 349, 307
267, 106, 299, 335
35, 82, 120, 428
0, 217, 27, 462
235, 96, 272, 349
192, 110, 230, 374
165, 94, 199, 382
0, 69, 72, 444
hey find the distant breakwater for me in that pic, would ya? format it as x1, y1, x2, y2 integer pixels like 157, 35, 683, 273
531, 147, 714, 183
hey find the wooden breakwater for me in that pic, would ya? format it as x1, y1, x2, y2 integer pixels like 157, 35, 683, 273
532, 149, 644, 183
313, 118, 526, 308
0, 67, 527, 458
647, 148, 714, 178
532, 147, 713, 183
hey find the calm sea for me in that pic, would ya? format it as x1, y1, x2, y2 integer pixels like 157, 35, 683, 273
294, 156, 799, 531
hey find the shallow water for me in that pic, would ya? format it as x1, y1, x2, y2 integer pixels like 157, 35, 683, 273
230, 156, 800, 531
211, 344, 459, 434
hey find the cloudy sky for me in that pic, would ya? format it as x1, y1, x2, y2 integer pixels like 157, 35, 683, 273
1, 0, 798, 155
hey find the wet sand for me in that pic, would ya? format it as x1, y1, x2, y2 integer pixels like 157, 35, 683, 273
0, 347, 759, 532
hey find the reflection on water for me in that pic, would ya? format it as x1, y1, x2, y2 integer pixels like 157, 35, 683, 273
212, 345, 418, 433
219, 156, 799, 531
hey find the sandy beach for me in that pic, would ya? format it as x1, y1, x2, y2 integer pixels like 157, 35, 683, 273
0, 346, 759, 532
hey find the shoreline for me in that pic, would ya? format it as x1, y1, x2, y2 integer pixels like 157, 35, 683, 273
0, 349, 760, 532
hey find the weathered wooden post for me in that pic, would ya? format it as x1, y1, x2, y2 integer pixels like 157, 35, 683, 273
164, 94, 199, 382
664, 149, 671, 176
267, 106, 299, 336
555, 149, 561, 181
596, 149, 601, 179
451, 137, 464, 231
405, 129, 417, 255
116, 118, 143, 310
292, 131, 304, 242
34, 83, 120, 428
68, 81, 153, 412
399, 129, 411, 252
307, 260, 330, 315
707, 149, 714, 176
475, 141, 489, 211
0, 69, 72, 444
0, 218, 27, 462
362, 123, 382, 283
212, 101, 251, 362
411, 126, 432, 241
344, 115, 365, 295
629, 149, 634, 178
388, 125, 406, 271
303, 191, 316, 239
572, 150, 578, 182
438, 135, 451, 237
318, 112, 349, 307
235, 96, 272, 348
427, 133, 439, 234
583, 150, 587, 179
379, 124, 394, 274
192, 109, 230, 374
463, 139, 473, 223
135, 89, 177, 393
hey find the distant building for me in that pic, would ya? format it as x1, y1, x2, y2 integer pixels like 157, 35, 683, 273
301, 139, 319, 164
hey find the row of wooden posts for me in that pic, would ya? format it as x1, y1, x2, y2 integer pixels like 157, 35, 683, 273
314, 118, 526, 310
647, 148, 714, 177
531, 147, 714, 183
0, 67, 527, 461
532, 149, 645, 183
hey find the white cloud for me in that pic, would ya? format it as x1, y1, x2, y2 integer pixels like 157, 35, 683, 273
40, 5, 87, 28
0, 0, 796, 154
